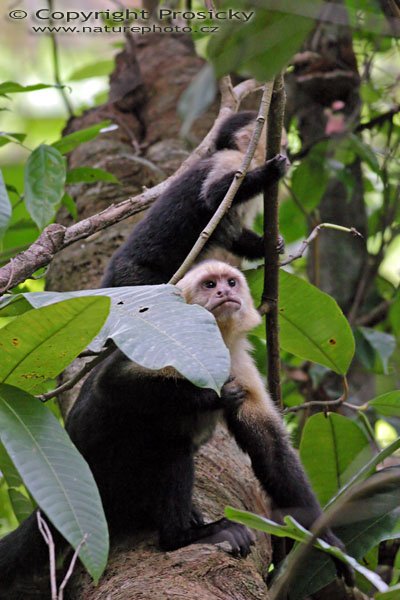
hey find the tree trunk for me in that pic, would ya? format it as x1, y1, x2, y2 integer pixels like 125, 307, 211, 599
47, 33, 271, 599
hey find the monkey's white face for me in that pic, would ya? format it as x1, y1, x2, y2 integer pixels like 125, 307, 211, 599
195, 273, 243, 320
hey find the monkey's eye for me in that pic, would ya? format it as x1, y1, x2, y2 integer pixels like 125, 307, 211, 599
227, 278, 236, 287
203, 280, 216, 289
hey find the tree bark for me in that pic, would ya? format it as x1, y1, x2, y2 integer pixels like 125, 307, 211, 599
46, 33, 272, 599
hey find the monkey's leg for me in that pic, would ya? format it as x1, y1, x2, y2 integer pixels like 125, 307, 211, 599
230, 228, 285, 260
0, 510, 66, 596
157, 452, 253, 557
225, 403, 354, 585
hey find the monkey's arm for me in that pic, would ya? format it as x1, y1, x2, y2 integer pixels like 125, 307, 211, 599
202, 154, 287, 211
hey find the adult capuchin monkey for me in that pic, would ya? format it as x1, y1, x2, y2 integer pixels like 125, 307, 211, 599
0, 262, 352, 597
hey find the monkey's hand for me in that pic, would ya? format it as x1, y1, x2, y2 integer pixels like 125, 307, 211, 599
322, 530, 355, 588
221, 379, 247, 411
265, 153, 290, 180
277, 234, 285, 254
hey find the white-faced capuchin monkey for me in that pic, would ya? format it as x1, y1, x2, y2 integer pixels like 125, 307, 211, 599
0, 261, 352, 597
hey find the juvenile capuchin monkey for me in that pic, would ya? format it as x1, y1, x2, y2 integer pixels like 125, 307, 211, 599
102, 111, 287, 287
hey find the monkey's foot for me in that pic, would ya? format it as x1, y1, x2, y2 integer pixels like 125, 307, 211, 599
193, 518, 255, 557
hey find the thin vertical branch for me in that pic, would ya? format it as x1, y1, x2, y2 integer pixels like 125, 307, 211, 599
262, 74, 286, 410
48, 0, 74, 117
37, 512, 58, 600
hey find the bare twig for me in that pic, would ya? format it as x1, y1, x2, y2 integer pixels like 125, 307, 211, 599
262, 74, 285, 410
48, 0, 73, 117
37, 512, 58, 600
37, 345, 115, 402
58, 534, 88, 600
284, 377, 362, 414
280, 223, 363, 267
0, 78, 260, 296
169, 81, 273, 284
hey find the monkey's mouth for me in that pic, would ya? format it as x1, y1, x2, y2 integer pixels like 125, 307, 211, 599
211, 298, 241, 311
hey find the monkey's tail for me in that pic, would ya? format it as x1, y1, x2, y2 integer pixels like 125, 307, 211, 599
0, 510, 63, 599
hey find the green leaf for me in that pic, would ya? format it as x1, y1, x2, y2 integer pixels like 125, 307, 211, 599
280, 271, 355, 374
61, 192, 77, 219
0, 287, 230, 393
67, 60, 114, 81
24, 144, 66, 230
0, 296, 110, 394
247, 268, 355, 374
376, 585, 400, 600
291, 157, 328, 210
348, 133, 380, 174
300, 413, 372, 506
356, 327, 396, 375
178, 64, 217, 138
0, 82, 56, 95
66, 167, 120, 185
0, 170, 12, 239
0, 132, 26, 148
368, 392, 400, 418
0, 384, 109, 582
389, 294, 400, 337
208, 2, 319, 80
225, 508, 389, 594
52, 121, 112, 155
0, 440, 35, 522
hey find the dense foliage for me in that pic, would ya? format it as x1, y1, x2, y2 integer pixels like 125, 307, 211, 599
0, 1, 399, 597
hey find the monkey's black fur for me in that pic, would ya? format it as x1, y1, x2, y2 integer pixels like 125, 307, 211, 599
0, 354, 252, 598
102, 111, 286, 287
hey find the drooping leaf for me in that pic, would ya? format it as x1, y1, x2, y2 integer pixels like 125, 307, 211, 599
66, 167, 120, 185
61, 192, 77, 219
225, 508, 389, 594
0, 296, 110, 394
24, 144, 66, 229
300, 413, 372, 506
67, 60, 114, 81
0, 169, 12, 239
178, 64, 217, 138
0, 384, 109, 582
356, 327, 396, 374
0, 286, 229, 393
0, 82, 56, 95
52, 121, 112, 155
0, 132, 26, 148
208, 1, 320, 79
369, 392, 400, 418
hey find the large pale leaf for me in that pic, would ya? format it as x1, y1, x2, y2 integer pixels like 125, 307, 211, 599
247, 268, 355, 374
0, 296, 110, 393
299, 413, 372, 506
0, 286, 229, 393
24, 144, 66, 229
0, 384, 108, 582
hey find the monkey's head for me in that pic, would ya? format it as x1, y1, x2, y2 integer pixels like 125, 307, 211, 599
214, 110, 288, 167
177, 260, 261, 337
214, 111, 266, 166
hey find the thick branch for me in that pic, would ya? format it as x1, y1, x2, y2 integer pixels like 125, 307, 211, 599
0, 78, 260, 296
262, 74, 286, 410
